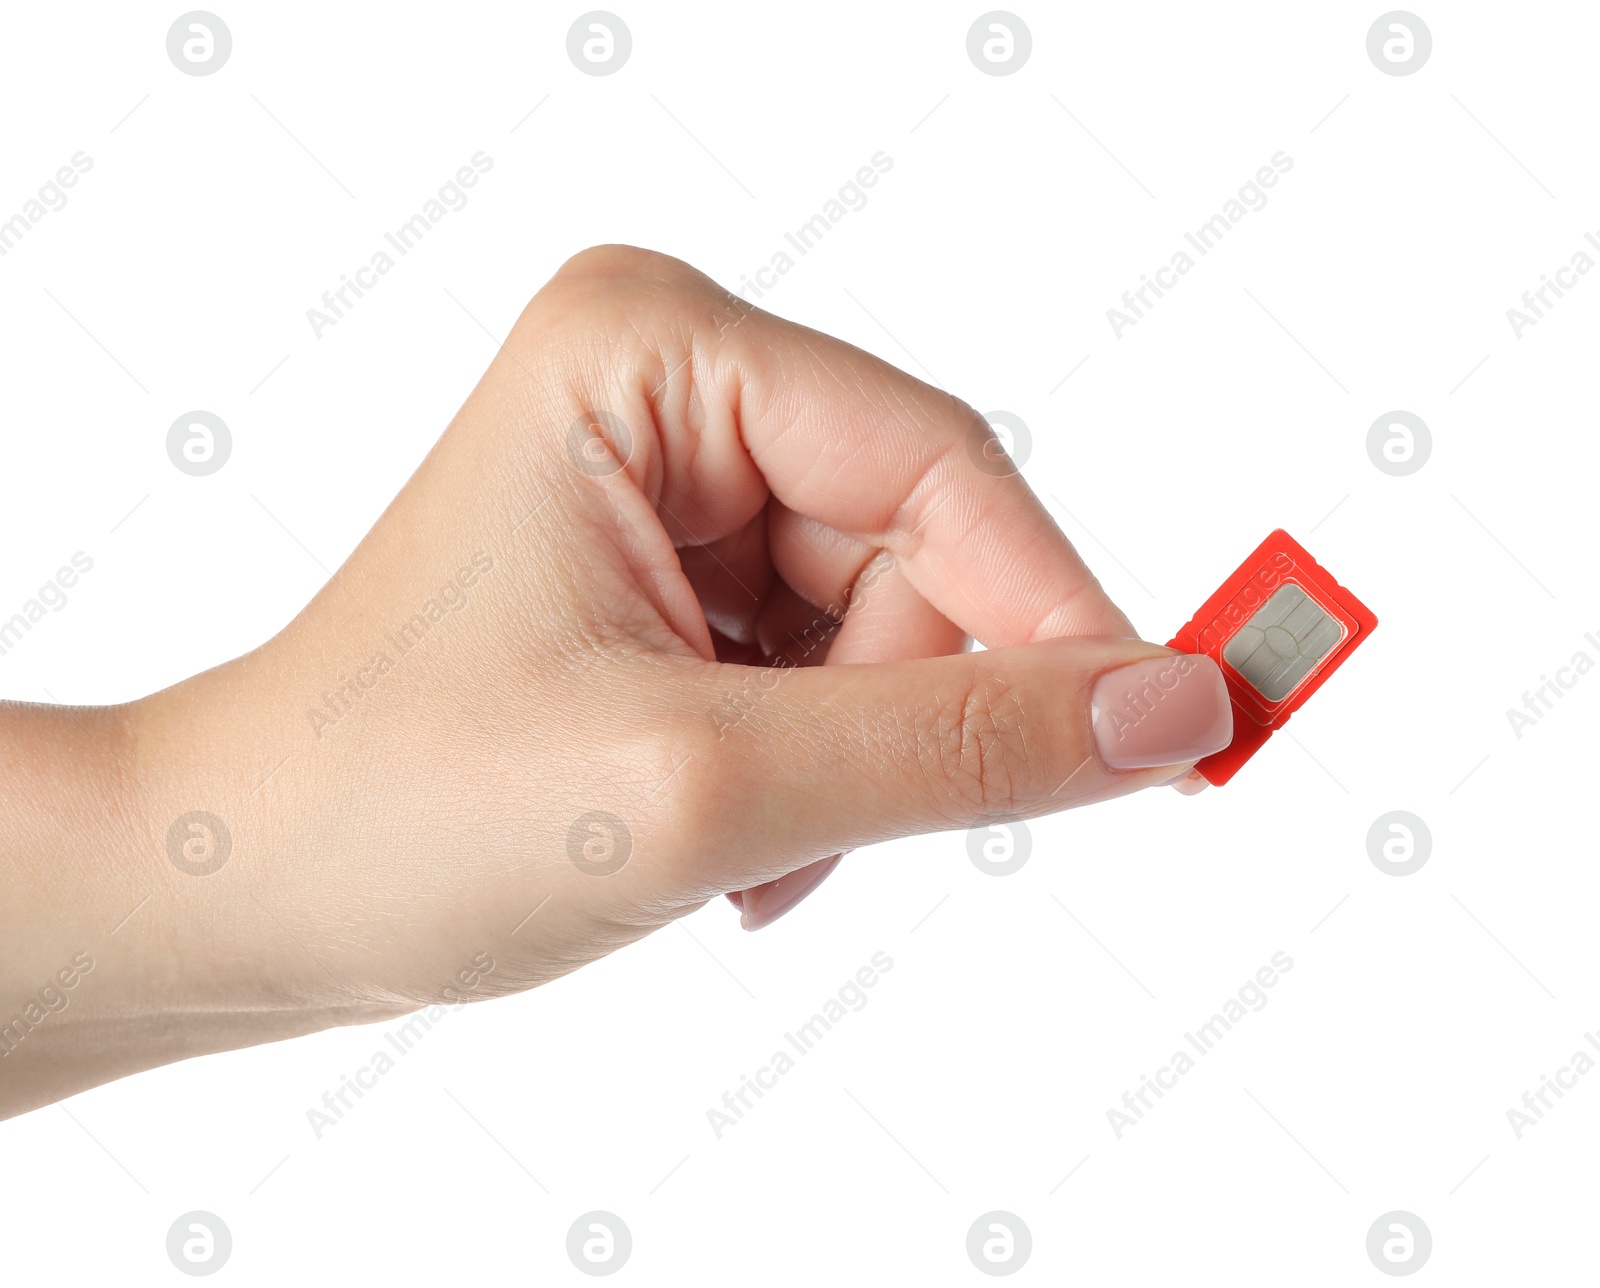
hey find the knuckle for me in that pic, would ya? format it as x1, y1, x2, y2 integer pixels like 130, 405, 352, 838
626, 700, 726, 828
549, 244, 714, 300
521, 245, 733, 399
918, 666, 1030, 822
604, 700, 740, 897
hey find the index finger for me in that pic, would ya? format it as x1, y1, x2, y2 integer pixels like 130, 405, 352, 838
712, 305, 1137, 647
529, 246, 1135, 648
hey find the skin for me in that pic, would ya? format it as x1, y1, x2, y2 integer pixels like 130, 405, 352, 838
0, 246, 1204, 1121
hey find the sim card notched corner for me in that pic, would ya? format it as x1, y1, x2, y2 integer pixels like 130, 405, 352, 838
1166, 529, 1377, 787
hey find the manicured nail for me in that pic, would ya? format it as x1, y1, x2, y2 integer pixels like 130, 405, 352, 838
1170, 769, 1211, 795
740, 853, 843, 931
1091, 654, 1232, 770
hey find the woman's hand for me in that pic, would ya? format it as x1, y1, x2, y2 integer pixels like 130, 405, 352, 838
1, 246, 1230, 1118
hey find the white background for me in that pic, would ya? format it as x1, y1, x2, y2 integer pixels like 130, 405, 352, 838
1, 1, 1595, 1282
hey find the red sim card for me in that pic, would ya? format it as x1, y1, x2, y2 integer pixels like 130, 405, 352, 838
1167, 530, 1377, 786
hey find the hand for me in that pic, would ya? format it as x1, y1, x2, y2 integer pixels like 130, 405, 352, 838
1, 246, 1230, 1116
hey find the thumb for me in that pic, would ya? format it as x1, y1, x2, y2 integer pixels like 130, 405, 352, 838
701, 639, 1231, 904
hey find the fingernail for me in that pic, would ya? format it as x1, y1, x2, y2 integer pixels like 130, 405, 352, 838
1170, 769, 1211, 796
1091, 654, 1232, 770
740, 854, 843, 931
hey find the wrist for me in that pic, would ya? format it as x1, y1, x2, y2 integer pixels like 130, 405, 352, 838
131, 661, 403, 1019
0, 675, 396, 1120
